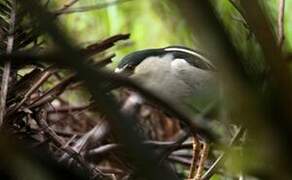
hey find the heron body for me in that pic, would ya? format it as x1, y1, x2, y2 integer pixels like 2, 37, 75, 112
116, 46, 217, 113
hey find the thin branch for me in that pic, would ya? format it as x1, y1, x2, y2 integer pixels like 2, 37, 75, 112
6, 66, 56, 117
195, 142, 209, 179
36, 108, 105, 178
277, 0, 285, 47
26, 75, 76, 109
0, 0, 16, 127
202, 127, 244, 179
56, 0, 79, 12
159, 129, 191, 163
86, 139, 192, 159
93, 54, 116, 68
54, 0, 132, 16
81, 34, 130, 57
59, 120, 110, 163
168, 155, 192, 166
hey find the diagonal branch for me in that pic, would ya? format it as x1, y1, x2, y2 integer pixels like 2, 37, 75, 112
202, 127, 244, 179
56, 0, 79, 13
35, 108, 105, 179
5, 66, 56, 117
26, 74, 77, 109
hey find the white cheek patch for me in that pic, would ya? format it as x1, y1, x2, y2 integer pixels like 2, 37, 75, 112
114, 68, 123, 73
171, 58, 190, 70
114, 65, 128, 73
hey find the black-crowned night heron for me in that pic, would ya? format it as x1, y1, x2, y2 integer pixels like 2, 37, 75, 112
115, 46, 218, 179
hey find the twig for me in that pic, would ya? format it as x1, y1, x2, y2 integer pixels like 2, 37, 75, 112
62, 134, 77, 149
60, 120, 110, 163
56, 0, 79, 12
26, 75, 76, 109
30, 127, 83, 137
0, 0, 16, 127
86, 144, 120, 157
171, 150, 192, 157
195, 142, 209, 180
86, 139, 192, 159
277, 0, 285, 47
159, 129, 191, 163
93, 54, 116, 68
97, 167, 124, 175
81, 34, 130, 57
0, 34, 129, 66
6, 66, 56, 117
168, 155, 192, 166
54, 0, 132, 16
36, 107, 105, 178
202, 127, 244, 179
188, 136, 200, 179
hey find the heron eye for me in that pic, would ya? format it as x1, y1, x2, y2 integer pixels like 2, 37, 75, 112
126, 64, 135, 70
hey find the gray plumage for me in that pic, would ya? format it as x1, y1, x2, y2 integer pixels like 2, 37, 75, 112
116, 46, 218, 113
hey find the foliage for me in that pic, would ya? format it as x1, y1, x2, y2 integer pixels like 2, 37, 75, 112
1, 0, 292, 180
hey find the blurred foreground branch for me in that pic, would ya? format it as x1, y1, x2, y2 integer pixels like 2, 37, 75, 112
19, 0, 185, 179
277, 0, 285, 47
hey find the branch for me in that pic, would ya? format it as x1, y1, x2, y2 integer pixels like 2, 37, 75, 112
202, 127, 244, 179
0, 0, 16, 127
277, 0, 285, 47
56, 0, 79, 13
35, 108, 105, 178
0, 34, 129, 67
26, 75, 77, 109
158, 129, 191, 163
86, 139, 193, 159
81, 34, 130, 57
6, 66, 56, 118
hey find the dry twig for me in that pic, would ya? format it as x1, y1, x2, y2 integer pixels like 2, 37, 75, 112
27, 74, 76, 109
56, 0, 79, 13
6, 66, 56, 117
202, 127, 244, 179
36, 107, 105, 178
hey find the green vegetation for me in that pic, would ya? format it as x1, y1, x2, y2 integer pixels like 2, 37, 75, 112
1, 0, 292, 179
